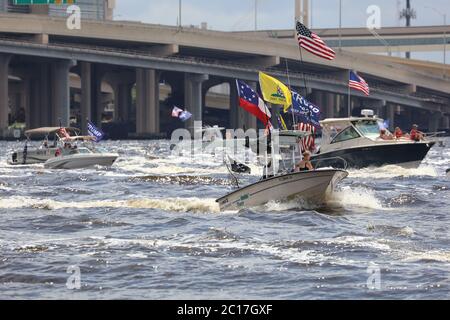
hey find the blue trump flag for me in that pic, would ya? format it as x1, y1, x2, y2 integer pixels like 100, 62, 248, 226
290, 90, 321, 129
87, 120, 105, 142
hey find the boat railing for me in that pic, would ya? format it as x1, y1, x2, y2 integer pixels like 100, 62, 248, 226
311, 156, 348, 170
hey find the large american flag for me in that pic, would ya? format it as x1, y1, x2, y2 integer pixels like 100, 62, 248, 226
349, 71, 370, 96
297, 123, 316, 152
296, 21, 336, 61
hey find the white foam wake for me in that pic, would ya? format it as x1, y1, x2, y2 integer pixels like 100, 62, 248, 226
348, 165, 437, 179
0, 196, 220, 213
327, 186, 385, 211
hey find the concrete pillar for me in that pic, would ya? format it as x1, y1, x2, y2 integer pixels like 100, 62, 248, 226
0, 54, 12, 136
441, 115, 449, 130
325, 93, 336, 119
114, 83, 131, 122
185, 73, 209, 132
386, 104, 396, 131
80, 62, 91, 135
428, 112, 441, 133
51, 60, 76, 127
136, 68, 160, 135
38, 64, 51, 127
29, 76, 41, 129
229, 81, 238, 128
89, 65, 104, 127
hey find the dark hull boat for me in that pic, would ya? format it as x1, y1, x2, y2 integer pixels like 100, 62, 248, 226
313, 141, 435, 169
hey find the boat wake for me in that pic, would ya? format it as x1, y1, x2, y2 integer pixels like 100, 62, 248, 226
0, 196, 220, 214
348, 165, 437, 179
326, 186, 385, 211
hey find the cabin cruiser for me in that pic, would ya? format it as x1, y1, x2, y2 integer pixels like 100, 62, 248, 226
44, 136, 118, 169
216, 131, 348, 211
312, 110, 436, 169
8, 127, 80, 165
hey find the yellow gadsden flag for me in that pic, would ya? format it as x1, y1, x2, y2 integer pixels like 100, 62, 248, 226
259, 72, 292, 109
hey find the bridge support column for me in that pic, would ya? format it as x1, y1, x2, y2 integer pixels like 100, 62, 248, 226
28, 75, 41, 129
185, 73, 209, 133
136, 68, 160, 135
115, 83, 133, 123
442, 115, 449, 130
428, 112, 441, 133
229, 80, 239, 129
372, 100, 386, 119
0, 54, 11, 137
80, 62, 92, 135
51, 59, 76, 127
386, 104, 396, 131
325, 93, 336, 118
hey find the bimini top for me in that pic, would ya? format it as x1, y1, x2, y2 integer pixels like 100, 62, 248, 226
25, 127, 81, 137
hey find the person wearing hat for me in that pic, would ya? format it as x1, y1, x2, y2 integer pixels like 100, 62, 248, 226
410, 124, 424, 142
295, 151, 315, 172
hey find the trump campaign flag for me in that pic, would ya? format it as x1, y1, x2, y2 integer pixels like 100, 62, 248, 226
87, 120, 105, 142
290, 90, 321, 129
172, 106, 192, 122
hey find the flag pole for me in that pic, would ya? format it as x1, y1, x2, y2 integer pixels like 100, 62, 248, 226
348, 70, 351, 117
284, 57, 296, 129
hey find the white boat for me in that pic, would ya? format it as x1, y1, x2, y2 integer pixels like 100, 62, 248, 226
217, 130, 348, 211
8, 127, 80, 165
313, 110, 436, 169
44, 143, 118, 170
216, 169, 348, 211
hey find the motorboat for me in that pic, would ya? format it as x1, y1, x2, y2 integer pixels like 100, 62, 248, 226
216, 130, 348, 211
44, 136, 118, 169
312, 110, 436, 169
8, 127, 81, 165
216, 169, 348, 211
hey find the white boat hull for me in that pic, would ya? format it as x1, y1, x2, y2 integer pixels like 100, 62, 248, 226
8, 148, 57, 165
44, 153, 118, 169
216, 169, 348, 211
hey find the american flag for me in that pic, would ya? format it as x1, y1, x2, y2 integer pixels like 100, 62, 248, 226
349, 71, 370, 96
297, 123, 316, 152
296, 21, 336, 61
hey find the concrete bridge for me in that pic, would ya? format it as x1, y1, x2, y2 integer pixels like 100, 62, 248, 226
0, 13, 449, 138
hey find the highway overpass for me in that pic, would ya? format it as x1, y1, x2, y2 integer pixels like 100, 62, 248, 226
0, 14, 449, 138
234, 25, 450, 55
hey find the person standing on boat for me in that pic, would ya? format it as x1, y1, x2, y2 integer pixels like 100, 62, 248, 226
295, 151, 314, 172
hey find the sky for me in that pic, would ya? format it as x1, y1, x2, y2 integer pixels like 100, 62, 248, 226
115, 0, 449, 30
115, 0, 450, 62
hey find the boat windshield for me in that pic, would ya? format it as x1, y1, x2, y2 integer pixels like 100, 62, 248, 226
353, 120, 385, 139
76, 148, 93, 154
